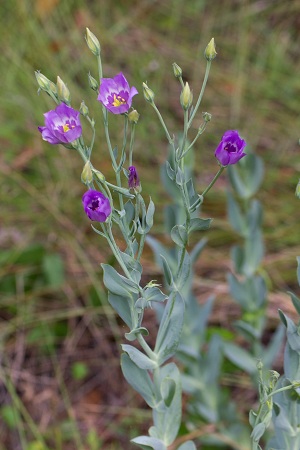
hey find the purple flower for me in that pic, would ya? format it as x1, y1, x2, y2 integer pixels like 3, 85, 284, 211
128, 166, 140, 189
38, 103, 82, 144
82, 190, 112, 222
215, 130, 247, 166
98, 72, 138, 114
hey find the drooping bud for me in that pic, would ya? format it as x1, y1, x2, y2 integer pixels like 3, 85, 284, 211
85, 28, 101, 56
204, 38, 217, 61
80, 101, 89, 117
128, 109, 140, 124
35, 71, 51, 92
88, 73, 99, 91
81, 161, 93, 184
172, 62, 182, 79
180, 82, 193, 110
128, 166, 140, 190
57, 76, 71, 104
202, 111, 212, 122
143, 82, 155, 103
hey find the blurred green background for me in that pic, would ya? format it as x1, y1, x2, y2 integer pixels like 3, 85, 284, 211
0, 0, 300, 448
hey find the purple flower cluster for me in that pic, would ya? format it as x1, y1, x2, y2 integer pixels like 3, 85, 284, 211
215, 130, 246, 166
38, 103, 82, 145
98, 72, 138, 114
82, 190, 111, 222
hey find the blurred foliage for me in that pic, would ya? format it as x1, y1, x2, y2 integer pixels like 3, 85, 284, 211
0, 0, 300, 448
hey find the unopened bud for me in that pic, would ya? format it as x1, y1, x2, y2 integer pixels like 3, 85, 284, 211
128, 109, 140, 124
80, 101, 89, 117
295, 179, 300, 199
202, 112, 212, 122
35, 71, 51, 91
88, 73, 99, 91
57, 76, 71, 104
143, 82, 155, 103
180, 82, 193, 110
81, 161, 93, 184
49, 81, 57, 95
172, 62, 182, 78
204, 38, 217, 61
85, 28, 101, 56
93, 169, 106, 182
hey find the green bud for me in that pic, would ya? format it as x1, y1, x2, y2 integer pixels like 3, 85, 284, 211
81, 161, 93, 184
204, 38, 217, 61
85, 28, 101, 56
57, 76, 71, 104
172, 62, 182, 78
180, 82, 193, 110
35, 71, 51, 91
93, 169, 106, 182
88, 72, 99, 91
295, 179, 300, 199
80, 101, 89, 117
202, 111, 212, 122
143, 82, 155, 103
49, 81, 57, 95
128, 109, 140, 124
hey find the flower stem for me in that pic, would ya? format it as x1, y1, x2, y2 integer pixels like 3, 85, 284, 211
201, 166, 225, 197
188, 60, 211, 128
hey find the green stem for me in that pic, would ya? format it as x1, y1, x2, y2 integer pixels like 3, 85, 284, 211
129, 122, 136, 167
151, 102, 175, 150
201, 166, 225, 197
188, 60, 211, 128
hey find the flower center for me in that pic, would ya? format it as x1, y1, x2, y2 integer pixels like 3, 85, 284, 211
90, 199, 100, 211
63, 120, 75, 133
224, 143, 237, 153
112, 94, 126, 107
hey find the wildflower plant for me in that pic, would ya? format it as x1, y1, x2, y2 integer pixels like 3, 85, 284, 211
36, 30, 249, 449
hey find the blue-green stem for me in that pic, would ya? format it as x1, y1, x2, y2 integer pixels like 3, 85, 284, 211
129, 122, 136, 167
188, 60, 211, 128
179, 121, 208, 160
151, 102, 176, 152
85, 115, 96, 154
201, 166, 225, 197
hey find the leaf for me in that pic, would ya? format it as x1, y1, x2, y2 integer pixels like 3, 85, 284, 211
160, 376, 176, 407
171, 225, 188, 247
165, 161, 175, 180
101, 264, 139, 296
125, 327, 149, 342
223, 342, 257, 374
190, 238, 207, 265
188, 218, 212, 232
177, 442, 197, 450
122, 345, 158, 370
121, 354, 157, 408
153, 363, 182, 445
146, 198, 155, 230
108, 293, 132, 328
228, 153, 264, 199
143, 287, 168, 303
131, 436, 167, 450
155, 292, 185, 365
227, 191, 247, 235
160, 255, 174, 288
250, 422, 266, 442
176, 250, 191, 290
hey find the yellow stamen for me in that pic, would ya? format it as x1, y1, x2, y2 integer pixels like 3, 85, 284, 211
112, 94, 126, 107
63, 124, 70, 132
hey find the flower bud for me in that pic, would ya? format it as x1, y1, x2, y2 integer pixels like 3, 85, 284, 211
57, 76, 71, 104
202, 111, 212, 122
49, 81, 57, 95
128, 109, 140, 124
172, 62, 182, 78
295, 179, 300, 199
35, 71, 51, 91
143, 82, 155, 103
180, 82, 193, 110
81, 161, 93, 184
204, 38, 217, 61
85, 28, 101, 56
80, 101, 89, 117
88, 73, 99, 91
93, 169, 106, 182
